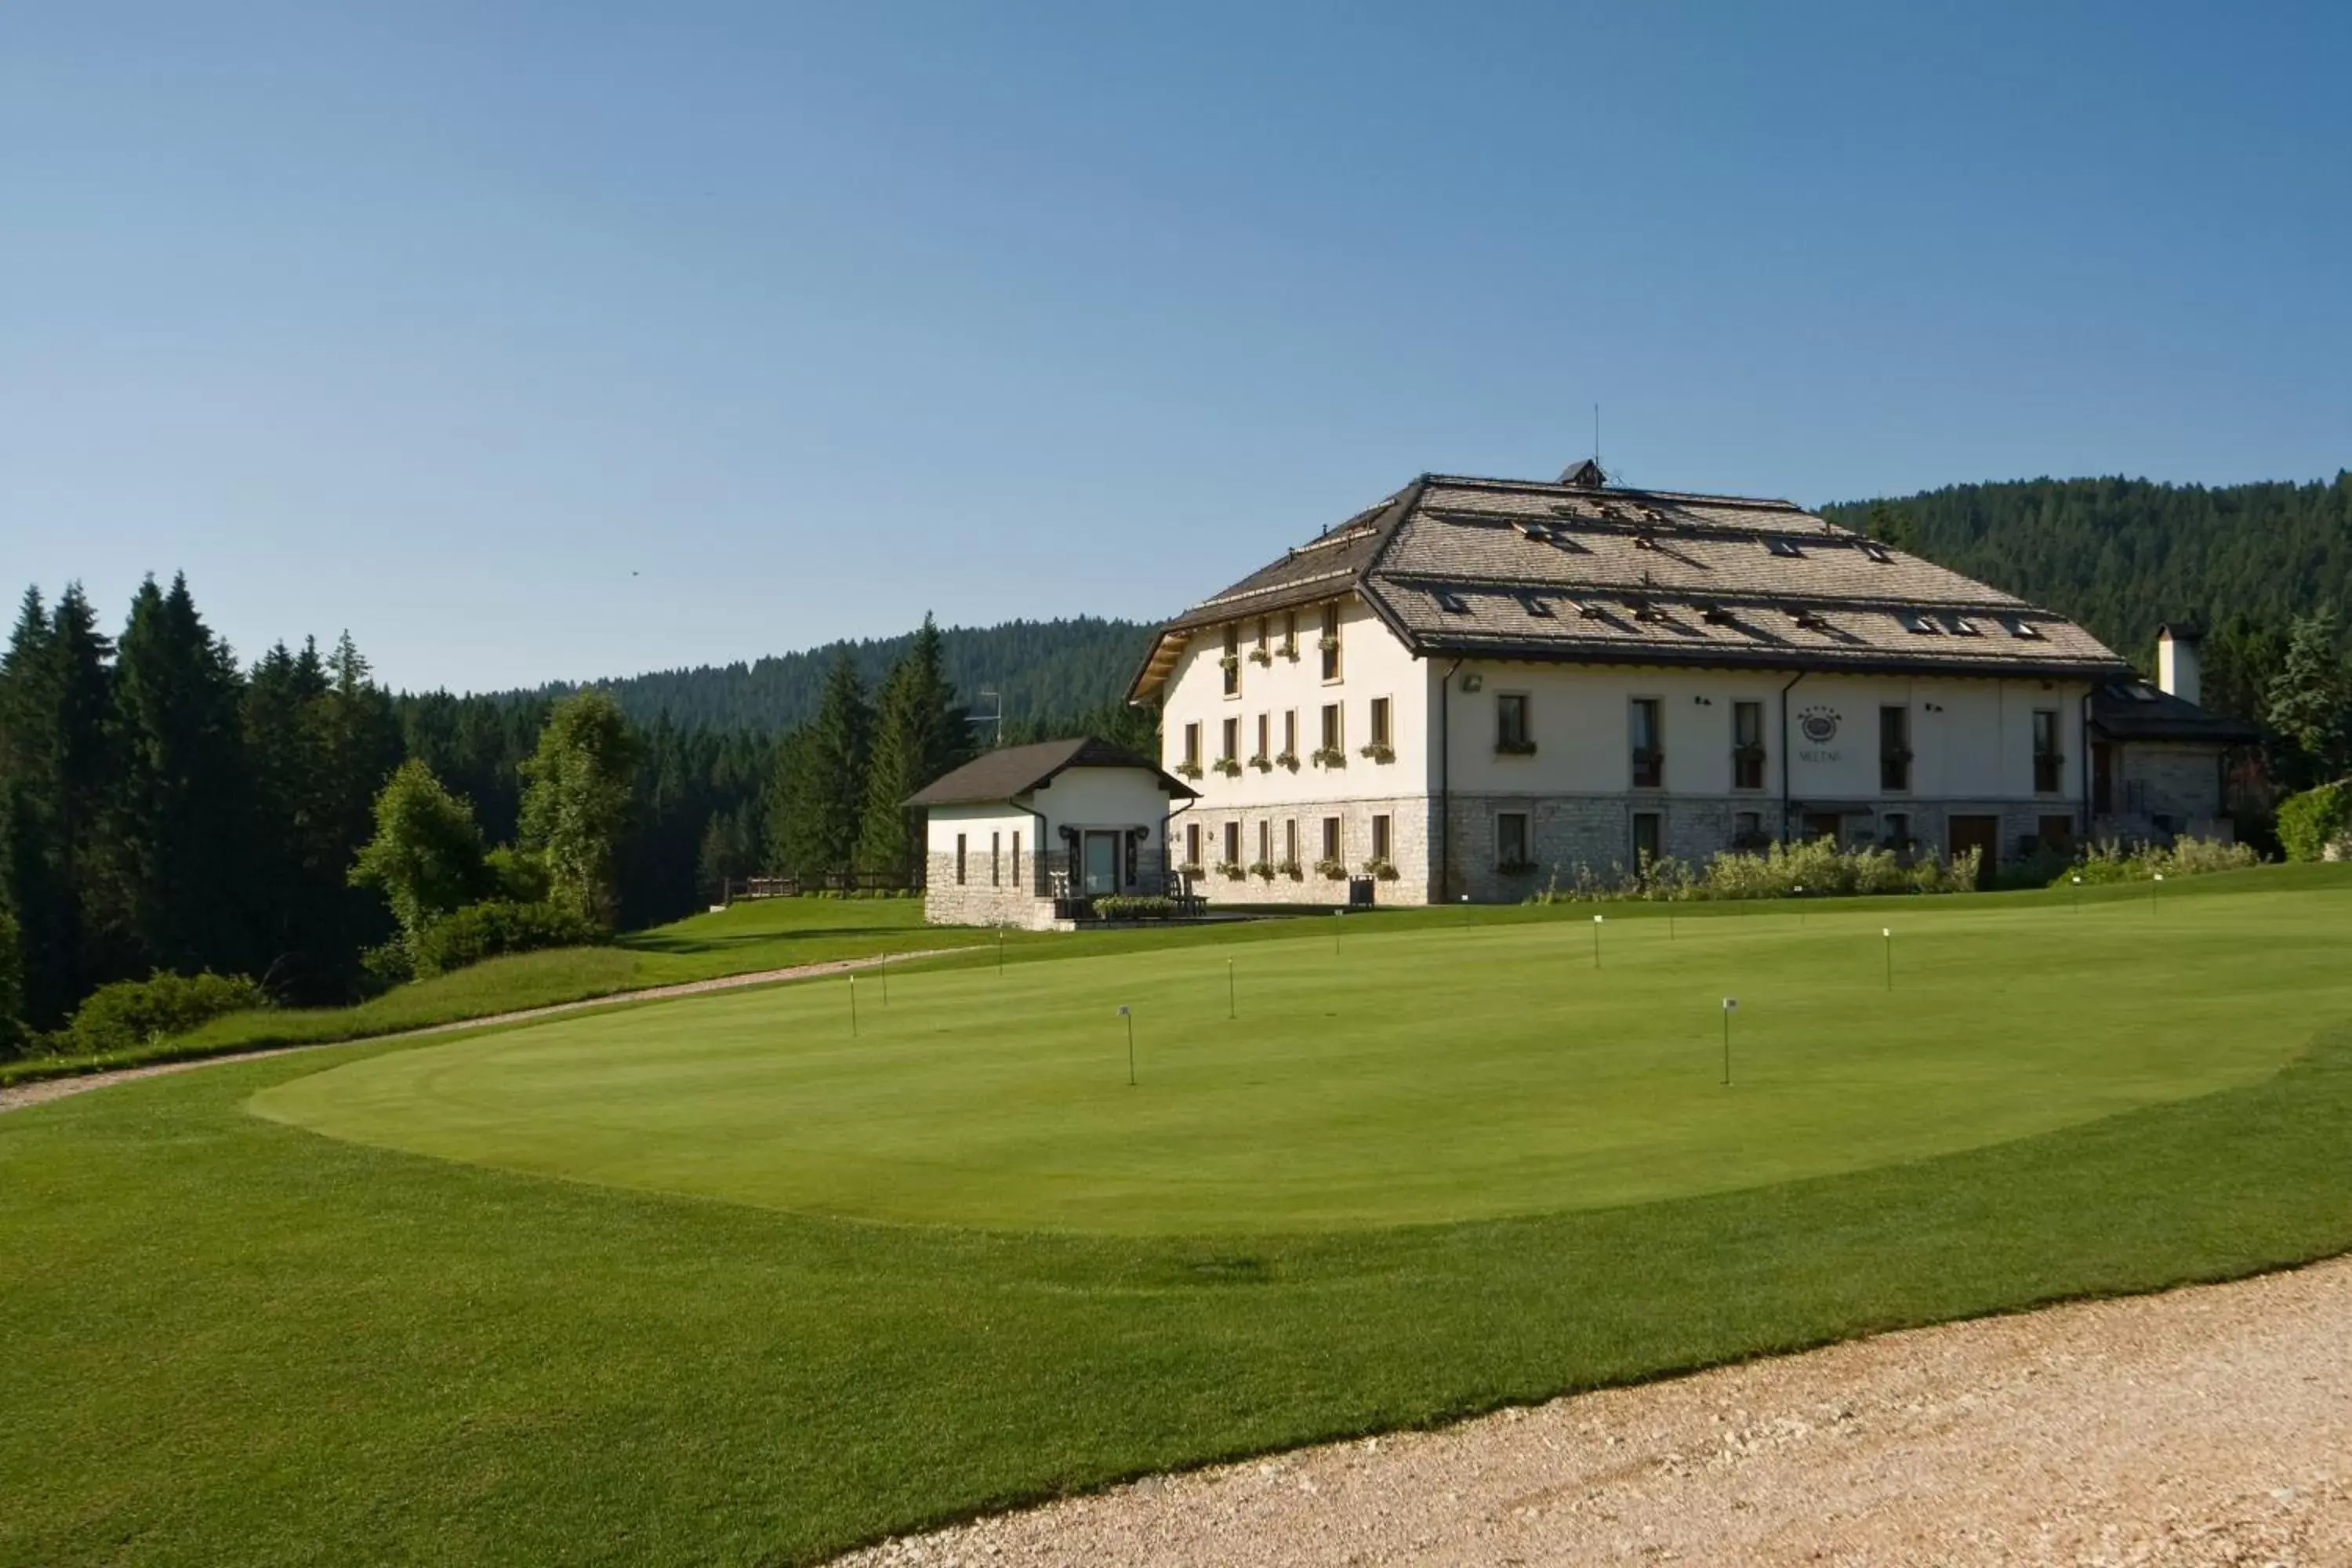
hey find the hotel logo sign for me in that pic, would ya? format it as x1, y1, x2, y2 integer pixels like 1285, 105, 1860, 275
1798, 704, 1843, 763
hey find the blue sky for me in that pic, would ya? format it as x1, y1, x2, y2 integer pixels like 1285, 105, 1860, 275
5, 2, 2347, 692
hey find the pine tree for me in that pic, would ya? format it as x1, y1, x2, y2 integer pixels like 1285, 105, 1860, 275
856, 615, 969, 877
764, 653, 870, 880
104, 574, 256, 977
2265, 608, 2350, 789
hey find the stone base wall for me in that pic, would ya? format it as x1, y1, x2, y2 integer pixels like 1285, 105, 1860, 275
920, 851, 1059, 931
1438, 794, 2085, 901
1174, 796, 1433, 908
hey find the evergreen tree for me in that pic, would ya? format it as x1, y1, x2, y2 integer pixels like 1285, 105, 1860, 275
764, 653, 869, 879
857, 614, 969, 876
103, 575, 255, 977
518, 691, 640, 929
2265, 608, 2350, 789
0, 905, 24, 1058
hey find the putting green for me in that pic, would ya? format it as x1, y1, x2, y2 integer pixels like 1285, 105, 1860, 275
254, 886, 2352, 1232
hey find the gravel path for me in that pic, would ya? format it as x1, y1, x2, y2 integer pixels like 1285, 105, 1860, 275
0, 949, 955, 1115
840, 1255, 2352, 1566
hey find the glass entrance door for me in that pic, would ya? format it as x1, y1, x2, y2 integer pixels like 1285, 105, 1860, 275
1082, 831, 1120, 895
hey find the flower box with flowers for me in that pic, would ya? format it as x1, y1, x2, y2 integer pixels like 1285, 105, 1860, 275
1276, 858, 1303, 880
1250, 754, 1272, 772
1313, 855, 1349, 880
1316, 634, 1341, 653
1215, 860, 1247, 880
1248, 647, 1272, 666
1175, 760, 1203, 780
1213, 757, 1243, 777
1247, 859, 1276, 881
1309, 746, 1348, 768
1273, 750, 1300, 771
1359, 742, 1395, 764
1361, 857, 1399, 880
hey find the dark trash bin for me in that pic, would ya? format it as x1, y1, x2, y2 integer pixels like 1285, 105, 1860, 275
1347, 877, 1375, 908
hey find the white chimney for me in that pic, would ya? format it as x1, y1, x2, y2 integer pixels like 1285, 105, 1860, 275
2157, 623, 2201, 706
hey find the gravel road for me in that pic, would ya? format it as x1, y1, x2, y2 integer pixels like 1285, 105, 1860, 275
840, 1255, 2352, 1566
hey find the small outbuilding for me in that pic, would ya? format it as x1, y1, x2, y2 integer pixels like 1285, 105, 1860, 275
2088, 624, 2259, 844
907, 736, 1197, 929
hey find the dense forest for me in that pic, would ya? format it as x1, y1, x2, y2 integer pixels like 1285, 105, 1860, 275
1822, 474, 2352, 720
527, 616, 1155, 736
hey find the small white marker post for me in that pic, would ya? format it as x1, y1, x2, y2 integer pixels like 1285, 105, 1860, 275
1462, 892, 1472, 931
1592, 913, 1604, 970
1334, 909, 1342, 957
1795, 884, 1806, 928
2071, 873, 2083, 913
1882, 927, 1893, 991
879, 950, 888, 1005
848, 974, 858, 1038
2151, 870, 2165, 916
1119, 1005, 1135, 1086
1226, 957, 1236, 1021
997, 925, 1006, 975
1721, 996, 1737, 1085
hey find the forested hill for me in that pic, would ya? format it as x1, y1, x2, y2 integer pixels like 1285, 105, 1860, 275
527, 616, 1155, 735
1820, 474, 2352, 697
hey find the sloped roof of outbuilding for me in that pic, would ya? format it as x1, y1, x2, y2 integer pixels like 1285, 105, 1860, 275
1127, 471, 2131, 702
2089, 680, 2262, 744
904, 736, 1196, 808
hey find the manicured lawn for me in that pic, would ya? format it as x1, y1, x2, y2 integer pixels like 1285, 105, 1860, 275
257, 883, 2352, 1231
2, 869, 2350, 1566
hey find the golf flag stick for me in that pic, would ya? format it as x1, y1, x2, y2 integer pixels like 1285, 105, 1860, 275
1119, 1005, 1134, 1086
1882, 927, 1893, 991
1722, 996, 1737, 1085
1227, 957, 1236, 1020
1592, 913, 1603, 969
849, 974, 858, 1038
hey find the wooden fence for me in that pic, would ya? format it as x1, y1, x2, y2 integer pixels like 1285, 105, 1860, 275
721, 871, 919, 903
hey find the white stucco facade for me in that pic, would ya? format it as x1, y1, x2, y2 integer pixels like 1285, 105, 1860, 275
1159, 592, 2091, 905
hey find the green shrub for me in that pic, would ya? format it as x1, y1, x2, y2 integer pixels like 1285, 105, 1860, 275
410, 901, 601, 978
2060, 837, 2262, 885
2276, 784, 2350, 863
1092, 895, 1176, 920
1533, 840, 1977, 902
60, 971, 272, 1058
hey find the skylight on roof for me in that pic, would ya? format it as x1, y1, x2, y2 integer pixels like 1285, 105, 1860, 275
1518, 591, 1555, 619
1900, 612, 1941, 635
2004, 618, 2044, 641
1791, 608, 1828, 631
1434, 589, 1470, 615
1516, 522, 1553, 543
1766, 537, 1804, 558
1861, 541, 1895, 564
1947, 615, 1981, 636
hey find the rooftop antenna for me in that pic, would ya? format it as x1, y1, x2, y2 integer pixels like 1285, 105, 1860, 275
1594, 402, 1601, 469
969, 688, 1004, 749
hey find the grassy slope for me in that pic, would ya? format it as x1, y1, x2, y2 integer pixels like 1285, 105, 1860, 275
253, 886, 2352, 1232
2, 871, 2350, 1565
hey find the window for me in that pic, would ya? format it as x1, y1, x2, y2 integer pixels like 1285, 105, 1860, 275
1255, 711, 1269, 763
1883, 812, 1910, 848
1319, 602, 1342, 681
1948, 615, 1981, 637
1320, 702, 1342, 753
1632, 811, 1662, 868
1283, 610, 1298, 658
2039, 814, 2074, 851
1733, 810, 1763, 845
1861, 540, 1895, 564
1221, 716, 1240, 764
1369, 696, 1392, 750
1766, 536, 1804, 558
1733, 700, 1766, 789
1258, 819, 1271, 865
1630, 698, 1664, 788
1284, 818, 1298, 868
1321, 815, 1341, 862
956, 833, 967, 885
1185, 822, 1202, 870
1255, 616, 1269, 655
1496, 811, 1528, 869
1434, 588, 1469, 614
2005, 618, 2044, 641
1222, 622, 1240, 696
1011, 831, 1022, 886
1519, 590, 1555, 618
1182, 722, 1201, 771
1496, 693, 1534, 754
2033, 709, 2063, 793
1899, 612, 1940, 635
1283, 709, 1298, 760
1879, 705, 1911, 793
991, 831, 1000, 887
1372, 813, 1392, 864
1223, 821, 1240, 869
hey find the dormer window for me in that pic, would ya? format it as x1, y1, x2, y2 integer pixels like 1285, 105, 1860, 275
1632, 532, 1658, 551
1861, 541, 1895, 564
1900, 612, 1941, 635
1516, 522, 1554, 543
2004, 618, 2044, 641
1700, 604, 1734, 626
1766, 537, 1805, 559
1518, 590, 1555, 619
1791, 608, 1828, 632
1434, 588, 1469, 614
1947, 615, 1981, 637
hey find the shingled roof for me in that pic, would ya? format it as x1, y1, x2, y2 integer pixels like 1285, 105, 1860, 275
1128, 471, 2130, 702
904, 736, 1196, 808
2089, 680, 2261, 745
